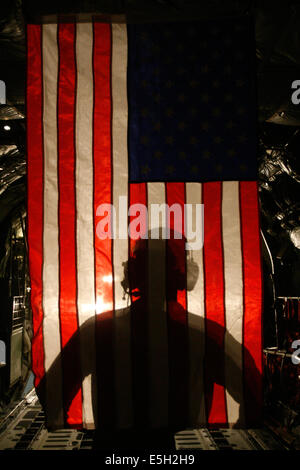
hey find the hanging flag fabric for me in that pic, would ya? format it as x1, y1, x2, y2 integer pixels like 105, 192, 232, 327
27, 18, 263, 430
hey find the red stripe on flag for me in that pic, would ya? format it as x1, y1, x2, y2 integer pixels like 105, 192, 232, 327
203, 182, 228, 426
57, 23, 83, 428
93, 23, 115, 429
27, 24, 45, 389
166, 182, 189, 428
240, 181, 263, 425
129, 183, 149, 427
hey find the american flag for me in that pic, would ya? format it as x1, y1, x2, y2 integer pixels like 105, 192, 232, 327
27, 18, 263, 430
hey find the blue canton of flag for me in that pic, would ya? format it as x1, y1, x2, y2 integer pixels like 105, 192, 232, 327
128, 17, 257, 182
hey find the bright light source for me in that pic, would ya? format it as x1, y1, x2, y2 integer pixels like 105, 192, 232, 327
96, 297, 112, 314
81, 297, 113, 315
3, 125, 11, 131
290, 227, 300, 249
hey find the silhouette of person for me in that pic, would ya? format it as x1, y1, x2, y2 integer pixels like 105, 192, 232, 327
36, 229, 262, 449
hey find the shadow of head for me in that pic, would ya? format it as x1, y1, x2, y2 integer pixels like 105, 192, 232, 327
121, 227, 199, 300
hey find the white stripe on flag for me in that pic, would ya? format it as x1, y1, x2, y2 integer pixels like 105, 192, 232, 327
75, 22, 97, 429
111, 23, 133, 429
147, 182, 169, 427
222, 181, 245, 426
185, 183, 206, 425
42, 23, 64, 428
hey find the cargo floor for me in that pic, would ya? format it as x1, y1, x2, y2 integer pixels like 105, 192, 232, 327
0, 389, 288, 451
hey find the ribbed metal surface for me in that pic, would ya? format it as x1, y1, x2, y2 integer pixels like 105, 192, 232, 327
175, 427, 286, 450
30, 429, 85, 451
0, 393, 91, 451
174, 429, 217, 450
